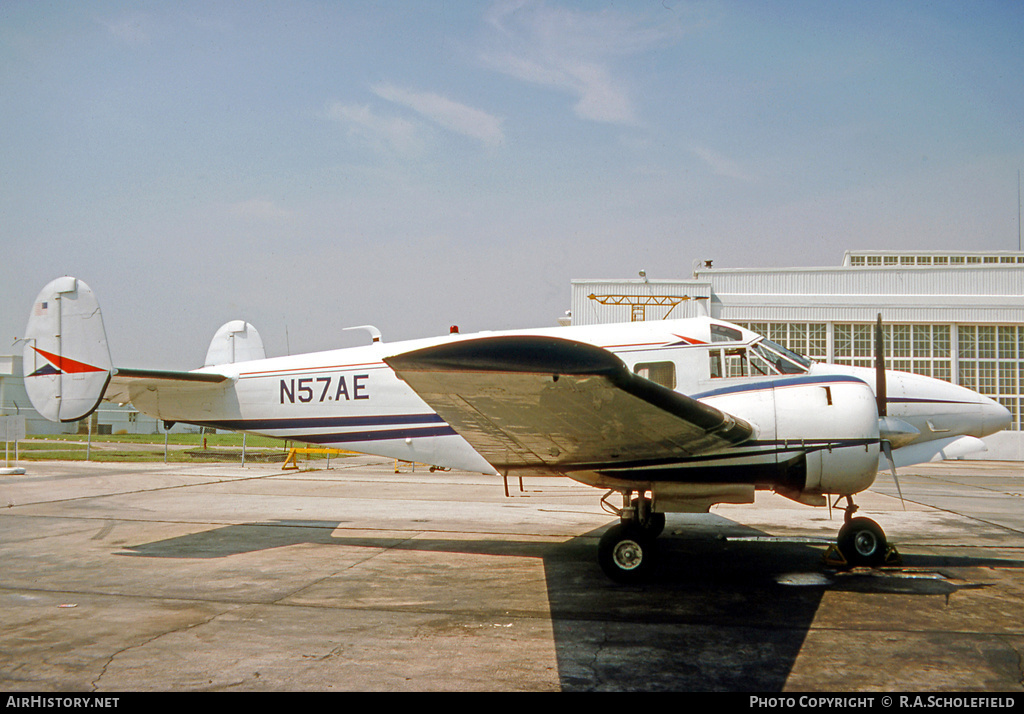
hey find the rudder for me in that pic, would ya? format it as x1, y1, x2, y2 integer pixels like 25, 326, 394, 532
23, 277, 113, 422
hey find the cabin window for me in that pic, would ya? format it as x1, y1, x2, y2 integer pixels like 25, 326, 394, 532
635, 361, 676, 389
723, 348, 747, 377
709, 350, 723, 379
711, 324, 743, 342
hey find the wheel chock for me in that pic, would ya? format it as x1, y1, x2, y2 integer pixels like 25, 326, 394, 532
823, 544, 847, 567
822, 543, 903, 568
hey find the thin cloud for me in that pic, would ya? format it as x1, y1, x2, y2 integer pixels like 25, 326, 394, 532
325, 101, 425, 156
101, 15, 152, 46
690, 145, 755, 182
372, 84, 505, 147
481, 0, 685, 125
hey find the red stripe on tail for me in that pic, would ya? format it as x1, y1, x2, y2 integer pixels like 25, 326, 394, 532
32, 347, 106, 374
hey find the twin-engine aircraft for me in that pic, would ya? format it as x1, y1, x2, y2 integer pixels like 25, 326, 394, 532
22, 277, 1011, 581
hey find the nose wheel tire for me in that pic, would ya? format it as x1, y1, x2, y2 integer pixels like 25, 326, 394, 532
837, 517, 887, 567
598, 524, 653, 583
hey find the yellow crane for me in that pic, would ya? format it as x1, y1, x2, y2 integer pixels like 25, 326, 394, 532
586, 293, 706, 321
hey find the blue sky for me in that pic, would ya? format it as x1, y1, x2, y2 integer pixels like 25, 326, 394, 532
3, 1, 1022, 368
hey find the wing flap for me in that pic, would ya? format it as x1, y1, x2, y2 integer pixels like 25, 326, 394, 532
385, 335, 752, 475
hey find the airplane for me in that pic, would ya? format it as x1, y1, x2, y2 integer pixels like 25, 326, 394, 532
21, 276, 1012, 582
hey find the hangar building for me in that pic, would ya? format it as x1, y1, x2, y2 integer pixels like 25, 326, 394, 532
570, 250, 1024, 461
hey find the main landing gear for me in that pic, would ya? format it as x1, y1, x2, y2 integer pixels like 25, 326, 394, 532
825, 496, 901, 568
597, 491, 664, 583
596, 491, 901, 583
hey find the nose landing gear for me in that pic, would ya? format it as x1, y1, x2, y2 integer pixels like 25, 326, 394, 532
825, 496, 901, 567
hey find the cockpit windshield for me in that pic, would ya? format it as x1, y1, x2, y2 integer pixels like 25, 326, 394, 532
751, 339, 812, 375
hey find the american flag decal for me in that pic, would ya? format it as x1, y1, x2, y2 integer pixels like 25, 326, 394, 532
33, 301, 48, 316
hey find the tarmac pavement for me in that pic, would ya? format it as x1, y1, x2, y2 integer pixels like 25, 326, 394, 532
0, 456, 1021, 692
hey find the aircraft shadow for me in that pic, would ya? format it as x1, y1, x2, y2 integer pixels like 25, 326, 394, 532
118, 520, 347, 559
118, 515, 1024, 691
541, 527, 1020, 691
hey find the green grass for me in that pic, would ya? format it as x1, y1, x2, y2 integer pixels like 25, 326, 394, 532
11, 432, 293, 463
25, 432, 286, 447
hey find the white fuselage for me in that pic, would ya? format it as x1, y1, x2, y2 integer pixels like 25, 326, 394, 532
129, 317, 1011, 498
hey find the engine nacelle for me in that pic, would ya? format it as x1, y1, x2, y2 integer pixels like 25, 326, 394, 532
700, 375, 881, 504
772, 377, 880, 497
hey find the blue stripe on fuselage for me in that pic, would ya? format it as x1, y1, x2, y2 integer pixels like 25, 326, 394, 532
200, 413, 446, 431
691, 374, 868, 401
192, 414, 456, 444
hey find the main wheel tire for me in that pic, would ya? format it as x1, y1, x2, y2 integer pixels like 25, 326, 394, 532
598, 524, 653, 583
644, 512, 667, 539
837, 517, 887, 567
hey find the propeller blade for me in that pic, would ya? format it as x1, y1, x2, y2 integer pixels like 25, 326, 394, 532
875, 313, 887, 417
876, 314, 904, 509
880, 440, 906, 510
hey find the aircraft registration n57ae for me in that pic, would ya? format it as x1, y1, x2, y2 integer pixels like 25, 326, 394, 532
22, 277, 1011, 581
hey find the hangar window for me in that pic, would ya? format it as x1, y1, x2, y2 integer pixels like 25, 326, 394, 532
738, 322, 826, 362
959, 325, 1022, 430
834, 323, 951, 375
635, 361, 676, 389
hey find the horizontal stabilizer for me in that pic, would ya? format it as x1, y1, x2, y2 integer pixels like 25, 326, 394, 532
104, 368, 232, 410
24, 278, 234, 423
385, 335, 753, 475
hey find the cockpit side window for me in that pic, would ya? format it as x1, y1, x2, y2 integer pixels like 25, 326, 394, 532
747, 347, 774, 376
635, 361, 676, 389
709, 340, 812, 380
754, 339, 812, 374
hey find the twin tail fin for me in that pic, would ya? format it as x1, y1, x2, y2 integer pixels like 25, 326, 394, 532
23, 277, 113, 422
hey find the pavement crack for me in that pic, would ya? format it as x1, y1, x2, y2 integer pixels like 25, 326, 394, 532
90, 605, 242, 692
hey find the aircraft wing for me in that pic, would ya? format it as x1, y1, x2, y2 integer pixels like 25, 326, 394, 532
104, 368, 232, 407
384, 335, 753, 476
